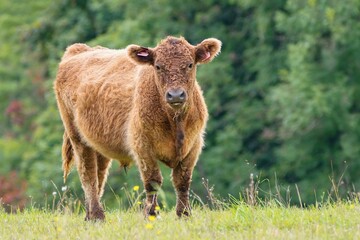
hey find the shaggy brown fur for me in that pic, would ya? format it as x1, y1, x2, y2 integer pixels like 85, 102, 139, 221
54, 36, 221, 220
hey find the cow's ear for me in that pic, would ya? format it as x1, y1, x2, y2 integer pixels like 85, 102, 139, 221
127, 45, 154, 65
195, 38, 222, 64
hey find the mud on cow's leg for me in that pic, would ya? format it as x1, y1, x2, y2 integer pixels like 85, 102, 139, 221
172, 163, 193, 217
138, 159, 163, 217
172, 143, 201, 217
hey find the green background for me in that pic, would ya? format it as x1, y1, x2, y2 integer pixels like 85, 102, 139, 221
1, 0, 359, 209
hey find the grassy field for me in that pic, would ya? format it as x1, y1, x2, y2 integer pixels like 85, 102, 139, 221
1, 202, 359, 240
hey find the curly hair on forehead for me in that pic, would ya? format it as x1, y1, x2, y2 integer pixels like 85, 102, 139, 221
160, 36, 186, 45
156, 36, 194, 60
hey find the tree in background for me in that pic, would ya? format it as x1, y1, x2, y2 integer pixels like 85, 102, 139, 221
1, 0, 360, 209
270, 0, 360, 202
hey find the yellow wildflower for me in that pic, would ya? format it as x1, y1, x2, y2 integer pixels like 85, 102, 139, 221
145, 223, 153, 229
148, 215, 156, 221
133, 185, 140, 191
155, 206, 160, 211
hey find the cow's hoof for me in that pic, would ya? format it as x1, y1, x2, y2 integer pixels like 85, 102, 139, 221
144, 204, 159, 217
85, 208, 105, 222
93, 210, 106, 221
176, 206, 191, 218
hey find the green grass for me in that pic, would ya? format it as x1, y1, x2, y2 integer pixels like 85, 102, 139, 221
1, 202, 359, 240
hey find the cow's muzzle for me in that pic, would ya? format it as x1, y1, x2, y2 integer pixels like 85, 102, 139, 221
166, 88, 187, 108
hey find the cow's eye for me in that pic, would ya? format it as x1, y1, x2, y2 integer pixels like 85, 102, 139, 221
188, 63, 193, 69
155, 65, 161, 71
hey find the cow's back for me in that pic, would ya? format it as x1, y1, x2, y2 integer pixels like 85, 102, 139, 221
55, 44, 139, 163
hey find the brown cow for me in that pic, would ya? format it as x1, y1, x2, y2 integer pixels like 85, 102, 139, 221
54, 36, 221, 221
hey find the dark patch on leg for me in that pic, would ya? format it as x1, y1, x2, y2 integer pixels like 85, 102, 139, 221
172, 163, 192, 217
144, 180, 162, 216
175, 116, 185, 161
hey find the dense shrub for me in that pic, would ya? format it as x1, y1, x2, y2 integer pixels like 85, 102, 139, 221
0, 171, 28, 212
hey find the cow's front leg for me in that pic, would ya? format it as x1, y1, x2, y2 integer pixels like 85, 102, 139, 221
172, 163, 193, 217
137, 158, 163, 217
172, 142, 201, 217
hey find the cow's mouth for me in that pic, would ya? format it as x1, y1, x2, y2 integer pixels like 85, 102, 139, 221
169, 102, 185, 109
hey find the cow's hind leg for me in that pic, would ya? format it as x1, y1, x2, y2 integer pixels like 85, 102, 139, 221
96, 153, 111, 199
54, 94, 104, 220
72, 142, 105, 221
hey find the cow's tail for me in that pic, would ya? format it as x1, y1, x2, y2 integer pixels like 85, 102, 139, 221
62, 131, 74, 183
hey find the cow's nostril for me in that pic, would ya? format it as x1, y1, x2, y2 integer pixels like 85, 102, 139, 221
179, 91, 185, 100
166, 92, 173, 101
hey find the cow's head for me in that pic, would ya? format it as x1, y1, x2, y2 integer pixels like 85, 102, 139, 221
127, 36, 221, 110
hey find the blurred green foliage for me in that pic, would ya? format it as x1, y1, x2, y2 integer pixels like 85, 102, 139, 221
1, 0, 360, 208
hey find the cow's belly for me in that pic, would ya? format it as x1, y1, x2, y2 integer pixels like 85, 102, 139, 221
77, 118, 133, 165
74, 79, 135, 163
